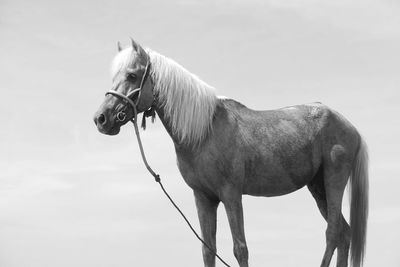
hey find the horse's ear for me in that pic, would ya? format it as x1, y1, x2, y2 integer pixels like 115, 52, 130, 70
130, 37, 140, 51
130, 37, 146, 56
117, 41, 122, 52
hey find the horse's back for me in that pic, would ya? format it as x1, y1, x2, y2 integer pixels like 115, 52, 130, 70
218, 99, 357, 148
217, 99, 330, 150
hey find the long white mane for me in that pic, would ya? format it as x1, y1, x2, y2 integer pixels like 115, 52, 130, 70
111, 47, 218, 147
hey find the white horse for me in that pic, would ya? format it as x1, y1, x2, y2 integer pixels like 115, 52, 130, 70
94, 39, 368, 267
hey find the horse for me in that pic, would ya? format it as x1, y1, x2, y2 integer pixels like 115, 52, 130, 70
93, 39, 369, 267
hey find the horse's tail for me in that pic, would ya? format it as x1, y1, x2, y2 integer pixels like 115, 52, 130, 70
349, 137, 369, 267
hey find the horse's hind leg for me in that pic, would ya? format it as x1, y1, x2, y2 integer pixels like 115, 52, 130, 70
320, 146, 353, 267
308, 165, 328, 220
308, 165, 351, 267
336, 215, 351, 267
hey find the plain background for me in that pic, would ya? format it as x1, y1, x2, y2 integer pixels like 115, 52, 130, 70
1, 0, 399, 266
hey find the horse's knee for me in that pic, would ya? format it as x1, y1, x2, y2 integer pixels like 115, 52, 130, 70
233, 241, 248, 263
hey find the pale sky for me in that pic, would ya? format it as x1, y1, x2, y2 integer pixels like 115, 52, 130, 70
0, 0, 399, 266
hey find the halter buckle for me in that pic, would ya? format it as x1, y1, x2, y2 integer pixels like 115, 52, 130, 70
116, 111, 126, 122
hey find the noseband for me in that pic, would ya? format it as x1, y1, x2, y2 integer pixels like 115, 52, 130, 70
105, 60, 151, 123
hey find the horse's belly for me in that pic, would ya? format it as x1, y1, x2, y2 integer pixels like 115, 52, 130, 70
243, 174, 311, 197
242, 153, 320, 197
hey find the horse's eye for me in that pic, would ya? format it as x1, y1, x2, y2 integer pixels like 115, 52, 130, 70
127, 73, 137, 82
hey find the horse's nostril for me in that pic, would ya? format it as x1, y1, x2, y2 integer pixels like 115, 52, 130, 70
98, 114, 106, 125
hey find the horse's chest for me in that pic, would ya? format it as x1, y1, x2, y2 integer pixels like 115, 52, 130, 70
176, 161, 203, 187
175, 153, 226, 195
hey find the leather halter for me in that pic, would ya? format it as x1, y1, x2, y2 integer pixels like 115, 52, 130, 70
105, 60, 152, 123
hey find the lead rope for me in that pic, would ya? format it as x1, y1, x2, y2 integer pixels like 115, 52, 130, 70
130, 105, 232, 267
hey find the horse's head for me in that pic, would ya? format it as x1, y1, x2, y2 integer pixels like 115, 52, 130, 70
94, 39, 155, 135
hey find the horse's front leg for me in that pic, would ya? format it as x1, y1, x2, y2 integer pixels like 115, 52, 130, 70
194, 190, 219, 267
222, 189, 249, 267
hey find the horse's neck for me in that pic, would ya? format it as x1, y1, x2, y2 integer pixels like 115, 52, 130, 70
154, 105, 183, 148
154, 102, 210, 152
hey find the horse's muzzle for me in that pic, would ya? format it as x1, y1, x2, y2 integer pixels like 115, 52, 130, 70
93, 112, 121, 135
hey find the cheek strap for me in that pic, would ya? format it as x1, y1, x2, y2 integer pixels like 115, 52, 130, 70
106, 61, 154, 127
